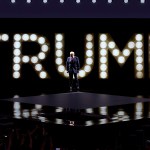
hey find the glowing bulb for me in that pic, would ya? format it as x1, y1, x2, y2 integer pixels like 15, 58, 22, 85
136, 49, 143, 56
136, 57, 143, 63
136, 64, 143, 71
100, 64, 107, 71
86, 34, 93, 41
2, 34, 9, 41
118, 56, 125, 64
86, 50, 93, 57
128, 42, 135, 49
38, 52, 46, 60
86, 42, 93, 49
123, 49, 130, 56
108, 41, 115, 49
30, 34, 37, 41
13, 64, 20, 71
56, 50, 63, 57
136, 42, 143, 49
22, 56, 30, 63
56, 58, 63, 65
56, 34, 63, 41
14, 42, 21, 49
22, 34, 29, 41
41, 45, 49, 52
35, 64, 42, 71
38, 37, 46, 44
13, 72, 20, 78
100, 72, 107, 78
58, 65, 65, 72
56, 42, 63, 49
100, 42, 107, 49
79, 70, 86, 77
84, 65, 91, 72
13, 57, 21, 63
14, 49, 21, 56
100, 34, 107, 41
86, 58, 93, 65
100, 57, 107, 63
14, 34, 21, 41
100, 49, 107, 56
135, 34, 143, 41
112, 49, 120, 56
40, 71, 47, 79
31, 56, 38, 63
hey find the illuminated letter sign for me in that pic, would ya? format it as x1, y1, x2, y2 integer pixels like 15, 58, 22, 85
99, 34, 144, 79
13, 34, 50, 79
55, 34, 94, 79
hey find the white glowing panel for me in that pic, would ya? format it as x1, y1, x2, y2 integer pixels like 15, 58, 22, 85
43, 0, 48, 3
124, 0, 128, 3
76, 0, 80, 3
108, 0, 112, 3
92, 0, 96, 3
27, 0, 31, 3
99, 33, 144, 79
140, 0, 145, 3
11, 0, 15, 3
60, 0, 64, 3
13, 34, 50, 79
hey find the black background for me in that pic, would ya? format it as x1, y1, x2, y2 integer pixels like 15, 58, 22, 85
0, 18, 150, 98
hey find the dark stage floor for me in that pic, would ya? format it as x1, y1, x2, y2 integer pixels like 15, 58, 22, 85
0, 91, 150, 127
1, 92, 150, 149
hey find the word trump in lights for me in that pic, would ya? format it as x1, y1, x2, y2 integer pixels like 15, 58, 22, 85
0, 33, 146, 79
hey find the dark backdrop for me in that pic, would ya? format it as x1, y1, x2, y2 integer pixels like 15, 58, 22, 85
0, 18, 150, 98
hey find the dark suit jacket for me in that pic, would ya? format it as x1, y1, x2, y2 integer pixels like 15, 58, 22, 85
66, 56, 80, 73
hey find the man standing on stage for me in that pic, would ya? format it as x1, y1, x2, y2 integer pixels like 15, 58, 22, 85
66, 51, 80, 91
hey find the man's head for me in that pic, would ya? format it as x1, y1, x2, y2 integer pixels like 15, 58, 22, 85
70, 51, 75, 57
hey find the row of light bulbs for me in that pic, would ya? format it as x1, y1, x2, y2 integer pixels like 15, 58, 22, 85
10, 0, 146, 4
13, 34, 50, 79
0, 33, 145, 79
55, 33, 94, 78
99, 34, 144, 79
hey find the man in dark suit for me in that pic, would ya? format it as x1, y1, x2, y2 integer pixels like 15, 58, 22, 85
66, 51, 80, 91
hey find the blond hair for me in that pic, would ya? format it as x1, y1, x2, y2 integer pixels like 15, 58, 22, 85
70, 51, 75, 55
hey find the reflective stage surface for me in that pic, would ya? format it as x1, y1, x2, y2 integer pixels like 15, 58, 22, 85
1, 92, 150, 149
0, 92, 150, 127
